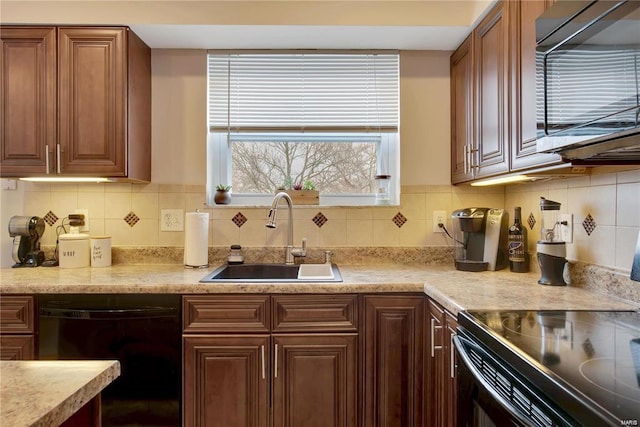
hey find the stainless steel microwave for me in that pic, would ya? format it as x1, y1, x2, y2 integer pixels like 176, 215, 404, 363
536, 0, 640, 164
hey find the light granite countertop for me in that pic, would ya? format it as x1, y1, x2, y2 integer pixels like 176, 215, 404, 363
1, 264, 637, 315
0, 360, 120, 427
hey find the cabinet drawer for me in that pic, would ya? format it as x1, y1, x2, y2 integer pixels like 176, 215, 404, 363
0, 295, 35, 334
272, 294, 358, 332
183, 295, 270, 333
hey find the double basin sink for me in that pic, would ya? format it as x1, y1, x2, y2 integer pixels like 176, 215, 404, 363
200, 263, 343, 283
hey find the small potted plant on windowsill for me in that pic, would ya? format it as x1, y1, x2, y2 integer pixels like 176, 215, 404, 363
214, 184, 232, 205
277, 178, 319, 205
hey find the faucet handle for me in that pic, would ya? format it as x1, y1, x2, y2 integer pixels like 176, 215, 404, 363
291, 238, 307, 258
324, 250, 333, 264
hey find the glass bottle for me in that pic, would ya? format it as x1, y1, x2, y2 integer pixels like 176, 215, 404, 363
508, 206, 529, 273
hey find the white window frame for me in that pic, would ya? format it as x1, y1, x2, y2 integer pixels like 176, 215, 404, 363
207, 132, 399, 206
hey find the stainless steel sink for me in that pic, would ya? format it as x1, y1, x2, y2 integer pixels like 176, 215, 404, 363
200, 263, 342, 283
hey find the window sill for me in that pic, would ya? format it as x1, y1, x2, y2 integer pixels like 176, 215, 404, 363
205, 193, 399, 207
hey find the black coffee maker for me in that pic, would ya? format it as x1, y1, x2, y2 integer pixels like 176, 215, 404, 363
451, 208, 509, 272
8, 216, 45, 268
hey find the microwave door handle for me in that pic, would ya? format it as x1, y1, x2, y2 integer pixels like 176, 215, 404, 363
40, 306, 177, 319
453, 335, 534, 426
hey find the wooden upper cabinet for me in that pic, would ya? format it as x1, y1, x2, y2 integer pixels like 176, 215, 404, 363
509, 0, 562, 171
0, 27, 56, 176
450, 35, 474, 184
474, 0, 510, 178
0, 26, 151, 181
58, 27, 127, 176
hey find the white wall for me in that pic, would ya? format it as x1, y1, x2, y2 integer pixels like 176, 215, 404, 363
151, 50, 207, 184
148, 49, 452, 186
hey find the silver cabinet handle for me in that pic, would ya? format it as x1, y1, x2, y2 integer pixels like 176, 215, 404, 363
45, 145, 50, 174
430, 318, 443, 358
56, 143, 61, 173
450, 332, 456, 379
463, 145, 469, 174
274, 343, 279, 378
469, 146, 478, 170
261, 345, 265, 380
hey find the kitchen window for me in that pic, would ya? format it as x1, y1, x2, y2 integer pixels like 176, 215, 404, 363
206, 51, 400, 206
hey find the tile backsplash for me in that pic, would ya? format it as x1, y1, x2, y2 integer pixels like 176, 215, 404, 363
22, 182, 504, 248
16, 167, 640, 272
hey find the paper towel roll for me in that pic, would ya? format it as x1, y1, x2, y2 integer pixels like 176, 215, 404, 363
184, 211, 209, 267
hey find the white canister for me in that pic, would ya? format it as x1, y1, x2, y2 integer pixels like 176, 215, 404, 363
58, 232, 90, 268
90, 236, 112, 267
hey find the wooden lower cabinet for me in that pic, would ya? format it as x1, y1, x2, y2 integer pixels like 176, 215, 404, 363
273, 334, 358, 427
363, 294, 425, 427
183, 335, 270, 427
0, 335, 34, 360
426, 298, 458, 427
444, 311, 458, 427
182, 295, 359, 427
0, 295, 36, 360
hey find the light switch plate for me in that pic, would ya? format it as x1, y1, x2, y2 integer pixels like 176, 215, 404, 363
560, 213, 573, 243
161, 209, 184, 232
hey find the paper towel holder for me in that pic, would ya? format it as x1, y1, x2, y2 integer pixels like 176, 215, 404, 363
184, 209, 210, 269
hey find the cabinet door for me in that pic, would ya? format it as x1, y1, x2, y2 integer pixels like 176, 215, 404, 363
363, 295, 424, 427
272, 334, 357, 427
474, 1, 510, 178
450, 35, 475, 184
0, 27, 56, 177
444, 311, 458, 427
426, 299, 444, 427
0, 335, 35, 360
57, 27, 127, 176
510, 0, 561, 171
183, 335, 270, 427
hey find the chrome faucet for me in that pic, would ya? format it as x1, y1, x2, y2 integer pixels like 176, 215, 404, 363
266, 192, 306, 264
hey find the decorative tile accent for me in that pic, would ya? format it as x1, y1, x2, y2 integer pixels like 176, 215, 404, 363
43, 211, 59, 226
527, 212, 536, 230
232, 212, 247, 228
312, 212, 328, 228
583, 213, 596, 236
124, 211, 140, 227
393, 212, 407, 228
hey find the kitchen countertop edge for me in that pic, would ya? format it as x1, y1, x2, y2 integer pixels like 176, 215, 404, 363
1, 264, 637, 314
0, 360, 120, 427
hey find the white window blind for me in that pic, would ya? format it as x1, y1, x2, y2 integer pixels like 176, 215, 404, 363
208, 52, 399, 132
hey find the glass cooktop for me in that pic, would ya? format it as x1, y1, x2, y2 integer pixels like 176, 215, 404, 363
461, 310, 640, 425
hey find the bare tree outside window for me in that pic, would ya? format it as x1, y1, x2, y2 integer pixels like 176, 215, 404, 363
231, 140, 377, 194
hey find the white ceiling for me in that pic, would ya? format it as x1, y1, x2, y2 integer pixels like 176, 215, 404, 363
130, 24, 472, 50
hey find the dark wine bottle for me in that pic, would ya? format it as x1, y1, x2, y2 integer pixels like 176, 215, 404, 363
508, 206, 529, 273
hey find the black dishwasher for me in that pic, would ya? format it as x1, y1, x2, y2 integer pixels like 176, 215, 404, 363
38, 294, 182, 427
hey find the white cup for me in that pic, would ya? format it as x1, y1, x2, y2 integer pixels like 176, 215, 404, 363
90, 236, 112, 267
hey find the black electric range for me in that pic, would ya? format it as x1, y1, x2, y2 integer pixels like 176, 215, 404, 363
457, 310, 640, 426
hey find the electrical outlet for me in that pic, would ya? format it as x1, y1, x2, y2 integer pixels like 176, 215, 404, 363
161, 209, 184, 232
74, 209, 89, 232
433, 210, 447, 233
1, 179, 17, 190
560, 213, 573, 243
